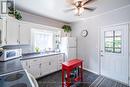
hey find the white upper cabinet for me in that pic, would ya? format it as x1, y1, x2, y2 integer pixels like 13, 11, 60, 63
0, 19, 7, 45
19, 21, 31, 44
1, 17, 31, 45
6, 18, 20, 45
0, 16, 62, 46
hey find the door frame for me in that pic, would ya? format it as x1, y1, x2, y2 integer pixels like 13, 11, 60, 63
99, 22, 129, 85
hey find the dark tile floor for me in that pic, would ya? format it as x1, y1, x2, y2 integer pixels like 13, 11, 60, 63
37, 70, 98, 87
37, 70, 129, 87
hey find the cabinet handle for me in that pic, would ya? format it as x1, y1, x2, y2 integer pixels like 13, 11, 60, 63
6, 41, 7, 44
100, 55, 104, 57
49, 62, 51, 65
4, 39, 7, 44
29, 65, 30, 68
33, 60, 37, 61
39, 63, 41, 68
0, 40, 2, 44
17, 40, 19, 43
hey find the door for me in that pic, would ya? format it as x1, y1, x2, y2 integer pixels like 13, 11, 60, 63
100, 24, 129, 84
6, 19, 19, 45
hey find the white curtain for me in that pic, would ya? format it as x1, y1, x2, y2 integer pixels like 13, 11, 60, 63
33, 31, 53, 51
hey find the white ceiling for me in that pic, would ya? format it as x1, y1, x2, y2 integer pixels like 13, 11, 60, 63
15, 0, 130, 23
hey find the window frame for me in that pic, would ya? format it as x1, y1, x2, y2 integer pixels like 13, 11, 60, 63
104, 30, 122, 53
31, 28, 61, 52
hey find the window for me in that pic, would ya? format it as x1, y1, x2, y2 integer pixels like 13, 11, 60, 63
31, 29, 61, 52
105, 30, 122, 53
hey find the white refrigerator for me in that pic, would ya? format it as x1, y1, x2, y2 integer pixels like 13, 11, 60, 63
60, 37, 76, 61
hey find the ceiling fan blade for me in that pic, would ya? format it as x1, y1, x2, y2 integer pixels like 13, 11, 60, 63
83, 0, 96, 5
84, 7, 96, 11
66, 0, 76, 6
64, 8, 75, 12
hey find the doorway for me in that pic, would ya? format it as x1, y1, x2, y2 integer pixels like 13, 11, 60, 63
100, 24, 129, 84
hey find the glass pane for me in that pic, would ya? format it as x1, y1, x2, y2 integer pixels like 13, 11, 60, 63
115, 37, 121, 48
104, 30, 122, 53
115, 30, 121, 36
33, 31, 53, 51
115, 48, 121, 53
105, 47, 113, 53
105, 31, 113, 37
105, 38, 113, 48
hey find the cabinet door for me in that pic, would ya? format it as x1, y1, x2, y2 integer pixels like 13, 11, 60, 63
49, 55, 58, 73
58, 54, 64, 70
19, 22, 31, 44
29, 58, 41, 78
0, 19, 7, 45
21, 60, 31, 73
6, 19, 19, 45
40, 57, 50, 76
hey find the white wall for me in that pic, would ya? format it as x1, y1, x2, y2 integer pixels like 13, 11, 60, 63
71, 5, 130, 76
20, 11, 68, 28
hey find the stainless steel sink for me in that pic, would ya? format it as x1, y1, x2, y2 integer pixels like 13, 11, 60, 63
10, 83, 27, 87
4, 73, 23, 82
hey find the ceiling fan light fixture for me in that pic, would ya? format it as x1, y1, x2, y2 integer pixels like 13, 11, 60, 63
79, 7, 84, 15
75, 2, 79, 6
74, 8, 78, 14
65, 0, 96, 16
74, 0, 83, 3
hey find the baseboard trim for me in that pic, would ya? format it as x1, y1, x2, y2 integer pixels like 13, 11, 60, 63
84, 68, 99, 75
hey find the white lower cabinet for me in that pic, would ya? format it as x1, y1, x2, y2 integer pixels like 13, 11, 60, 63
29, 58, 41, 78
40, 57, 50, 76
21, 58, 41, 78
57, 54, 64, 70
21, 60, 29, 70
49, 55, 58, 73
21, 54, 64, 78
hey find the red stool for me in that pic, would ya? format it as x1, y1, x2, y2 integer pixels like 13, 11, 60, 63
62, 59, 83, 87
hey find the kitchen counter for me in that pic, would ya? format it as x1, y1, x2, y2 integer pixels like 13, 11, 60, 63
0, 58, 23, 75
21, 52, 64, 60
0, 52, 64, 87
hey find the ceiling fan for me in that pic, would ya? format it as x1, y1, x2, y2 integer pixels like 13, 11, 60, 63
65, 0, 96, 16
